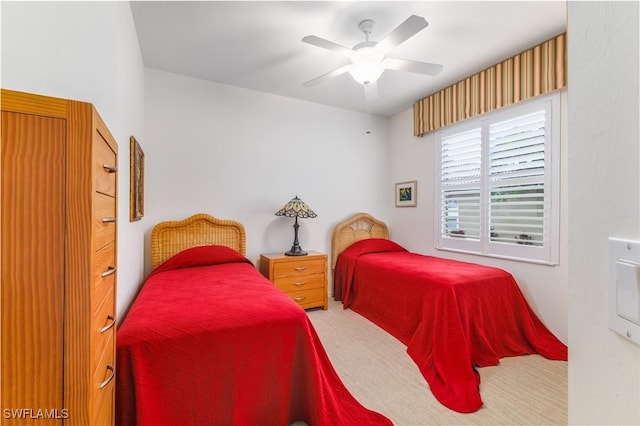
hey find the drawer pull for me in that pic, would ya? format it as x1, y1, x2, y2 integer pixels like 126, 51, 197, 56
102, 217, 117, 223
294, 281, 306, 287
294, 266, 307, 271
103, 164, 117, 173
101, 266, 117, 278
99, 364, 115, 389
294, 296, 306, 302
100, 315, 115, 333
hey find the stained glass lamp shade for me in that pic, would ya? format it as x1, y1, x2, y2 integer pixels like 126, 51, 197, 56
275, 196, 317, 256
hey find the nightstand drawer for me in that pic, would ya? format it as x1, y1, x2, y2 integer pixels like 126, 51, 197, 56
288, 287, 325, 310
274, 274, 325, 293
273, 258, 325, 278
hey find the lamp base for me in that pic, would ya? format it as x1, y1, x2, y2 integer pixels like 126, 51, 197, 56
285, 245, 308, 256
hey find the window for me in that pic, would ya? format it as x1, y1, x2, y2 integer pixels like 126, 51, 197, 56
435, 93, 560, 264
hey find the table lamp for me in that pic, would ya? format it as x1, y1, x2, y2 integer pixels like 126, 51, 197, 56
275, 196, 317, 256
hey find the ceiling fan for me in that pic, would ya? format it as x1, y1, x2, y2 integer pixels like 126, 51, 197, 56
302, 15, 443, 101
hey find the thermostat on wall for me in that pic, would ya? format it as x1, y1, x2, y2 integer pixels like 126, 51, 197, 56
609, 238, 640, 346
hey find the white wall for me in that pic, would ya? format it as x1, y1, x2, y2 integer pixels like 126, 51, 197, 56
387, 93, 569, 343
1, 1, 146, 318
143, 68, 390, 270
567, 2, 640, 424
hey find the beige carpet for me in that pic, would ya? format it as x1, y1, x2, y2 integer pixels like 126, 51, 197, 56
306, 299, 568, 426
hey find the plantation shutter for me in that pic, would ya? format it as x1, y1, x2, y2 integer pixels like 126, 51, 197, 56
488, 110, 546, 247
440, 128, 482, 240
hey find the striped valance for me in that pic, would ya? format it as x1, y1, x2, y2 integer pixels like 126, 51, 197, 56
413, 33, 566, 137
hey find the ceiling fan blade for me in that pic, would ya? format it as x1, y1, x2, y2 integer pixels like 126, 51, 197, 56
302, 64, 352, 87
375, 15, 428, 53
302, 35, 354, 57
384, 58, 443, 76
363, 81, 379, 101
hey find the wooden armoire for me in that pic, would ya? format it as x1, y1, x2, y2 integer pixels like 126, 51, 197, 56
1, 89, 118, 425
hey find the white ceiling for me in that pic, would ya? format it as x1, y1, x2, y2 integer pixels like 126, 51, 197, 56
130, 1, 567, 117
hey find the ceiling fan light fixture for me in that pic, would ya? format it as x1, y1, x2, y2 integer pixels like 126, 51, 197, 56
348, 47, 385, 85
302, 15, 442, 95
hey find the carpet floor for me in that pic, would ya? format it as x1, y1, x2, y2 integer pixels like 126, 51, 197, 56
306, 299, 568, 426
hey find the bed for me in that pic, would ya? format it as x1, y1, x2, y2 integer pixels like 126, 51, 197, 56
331, 212, 568, 414
116, 213, 391, 426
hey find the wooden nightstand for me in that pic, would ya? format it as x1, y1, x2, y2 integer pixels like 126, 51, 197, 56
259, 251, 328, 310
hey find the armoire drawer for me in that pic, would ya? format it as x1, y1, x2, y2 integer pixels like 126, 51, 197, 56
91, 285, 115, 370
91, 381, 114, 426
92, 329, 115, 392
91, 330, 115, 426
95, 192, 116, 251
95, 134, 117, 197
94, 242, 116, 291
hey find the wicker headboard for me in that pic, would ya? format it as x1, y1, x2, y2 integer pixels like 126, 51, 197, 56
150, 213, 247, 268
330, 212, 390, 271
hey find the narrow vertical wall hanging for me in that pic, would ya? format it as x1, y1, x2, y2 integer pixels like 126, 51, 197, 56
129, 136, 145, 221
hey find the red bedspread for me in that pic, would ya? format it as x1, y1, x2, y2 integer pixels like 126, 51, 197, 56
334, 239, 567, 413
116, 245, 391, 426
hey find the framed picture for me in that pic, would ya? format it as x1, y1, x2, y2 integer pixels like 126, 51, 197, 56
129, 136, 145, 222
395, 180, 417, 207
